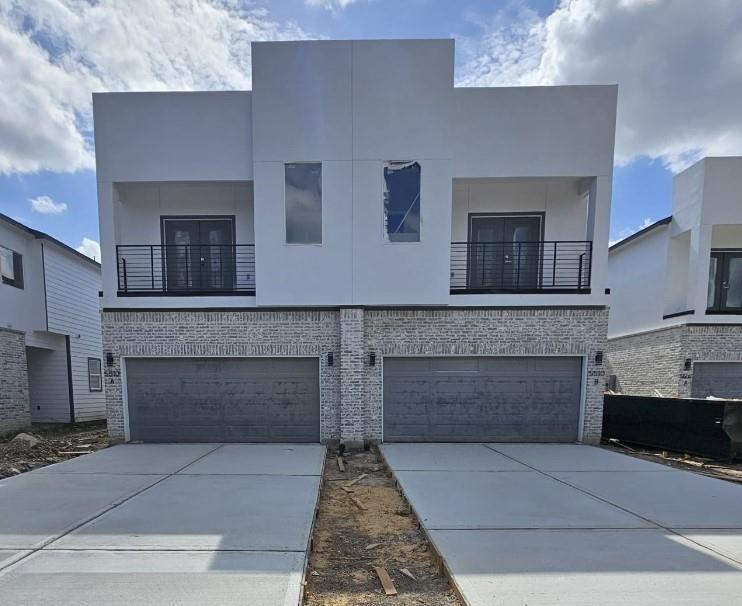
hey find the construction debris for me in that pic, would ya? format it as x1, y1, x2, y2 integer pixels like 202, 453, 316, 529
365, 543, 382, 550
374, 566, 398, 596
337, 456, 346, 472
345, 473, 368, 488
399, 568, 418, 582
351, 496, 368, 511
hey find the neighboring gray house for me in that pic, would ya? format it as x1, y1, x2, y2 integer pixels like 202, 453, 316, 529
95, 39, 617, 446
607, 157, 742, 399
0, 213, 105, 435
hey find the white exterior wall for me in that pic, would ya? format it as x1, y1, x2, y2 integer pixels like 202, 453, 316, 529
27, 338, 70, 423
0, 222, 46, 334
608, 156, 742, 338
95, 40, 616, 309
43, 244, 105, 421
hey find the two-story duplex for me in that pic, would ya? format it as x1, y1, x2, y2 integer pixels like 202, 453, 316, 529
95, 39, 616, 446
0, 214, 105, 435
607, 157, 742, 399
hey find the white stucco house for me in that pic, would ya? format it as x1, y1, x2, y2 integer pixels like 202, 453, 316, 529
95, 39, 616, 446
607, 156, 742, 399
0, 214, 105, 435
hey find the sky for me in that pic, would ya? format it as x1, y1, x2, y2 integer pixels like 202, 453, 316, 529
1, 0, 741, 258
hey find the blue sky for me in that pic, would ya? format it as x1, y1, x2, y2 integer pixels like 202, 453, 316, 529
1, 0, 739, 256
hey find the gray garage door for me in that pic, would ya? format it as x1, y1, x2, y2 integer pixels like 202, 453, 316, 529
383, 356, 582, 442
126, 357, 320, 442
691, 362, 742, 399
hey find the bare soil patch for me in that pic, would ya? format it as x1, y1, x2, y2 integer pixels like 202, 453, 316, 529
602, 440, 742, 484
0, 422, 109, 479
305, 447, 462, 606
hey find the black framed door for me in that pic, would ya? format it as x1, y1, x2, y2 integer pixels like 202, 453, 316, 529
708, 251, 742, 313
468, 215, 542, 290
163, 218, 235, 292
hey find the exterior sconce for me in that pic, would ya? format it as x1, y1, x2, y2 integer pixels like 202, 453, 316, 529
369, 352, 376, 366
327, 352, 334, 367
594, 351, 603, 365
684, 358, 692, 371
106, 352, 114, 366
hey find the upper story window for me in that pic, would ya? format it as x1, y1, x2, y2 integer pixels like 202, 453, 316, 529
708, 250, 742, 314
285, 162, 322, 244
383, 161, 421, 242
0, 245, 23, 289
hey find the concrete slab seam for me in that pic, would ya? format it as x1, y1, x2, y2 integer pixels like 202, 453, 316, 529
378, 447, 472, 606
0, 444, 225, 577
482, 444, 742, 567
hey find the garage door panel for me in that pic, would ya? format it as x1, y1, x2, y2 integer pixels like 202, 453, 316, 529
692, 362, 742, 399
384, 356, 581, 442
126, 358, 319, 443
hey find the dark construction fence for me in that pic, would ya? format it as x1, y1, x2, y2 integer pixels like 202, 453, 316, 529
602, 394, 742, 460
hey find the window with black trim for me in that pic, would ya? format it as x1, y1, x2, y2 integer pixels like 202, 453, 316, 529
0, 245, 23, 289
383, 161, 421, 242
88, 358, 103, 392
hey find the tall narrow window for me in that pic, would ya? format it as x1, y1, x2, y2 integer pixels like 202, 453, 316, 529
88, 358, 103, 392
285, 163, 322, 244
0, 245, 23, 289
384, 161, 421, 242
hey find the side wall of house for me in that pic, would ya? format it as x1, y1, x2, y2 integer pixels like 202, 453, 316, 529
0, 328, 30, 435
43, 244, 105, 421
607, 324, 742, 398
606, 326, 684, 397
27, 337, 71, 423
103, 307, 608, 444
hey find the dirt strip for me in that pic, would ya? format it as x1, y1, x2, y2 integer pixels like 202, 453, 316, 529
304, 447, 462, 606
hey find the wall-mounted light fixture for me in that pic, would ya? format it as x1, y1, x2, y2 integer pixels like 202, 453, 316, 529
106, 352, 114, 367
369, 352, 376, 366
684, 358, 692, 371
594, 351, 603, 365
327, 352, 334, 367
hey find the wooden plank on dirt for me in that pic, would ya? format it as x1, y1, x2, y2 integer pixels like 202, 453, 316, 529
336, 456, 345, 472
350, 496, 367, 511
345, 473, 367, 488
374, 566, 398, 596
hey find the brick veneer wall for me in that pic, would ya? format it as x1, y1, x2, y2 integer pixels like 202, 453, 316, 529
102, 307, 609, 444
606, 323, 742, 398
606, 326, 684, 397
0, 327, 30, 436
364, 307, 609, 444
102, 310, 341, 441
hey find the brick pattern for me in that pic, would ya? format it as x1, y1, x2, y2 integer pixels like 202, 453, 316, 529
364, 308, 609, 444
102, 310, 341, 441
102, 307, 609, 444
606, 327, 684, 397
339, 308, 364, 442
607, 324, 742, 398
0, 327, 30, 436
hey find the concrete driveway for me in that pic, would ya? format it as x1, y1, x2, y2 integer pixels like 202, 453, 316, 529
0, 443, 325, 605
381, 443, 742, 605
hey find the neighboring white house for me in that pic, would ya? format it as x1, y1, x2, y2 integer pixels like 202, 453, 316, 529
94, 39, 617, 446
0, 213, 105, 434
607, 156, 742, 399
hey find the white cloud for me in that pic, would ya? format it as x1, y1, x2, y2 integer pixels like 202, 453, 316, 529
305, 0, 362, 10
76, 237, 100, 261
458, 0, 742, 172
29, 195, 67, 215
609, 216, 655, 246
0, 1, 311, 175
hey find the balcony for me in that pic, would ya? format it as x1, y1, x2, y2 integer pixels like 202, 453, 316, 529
116, 244, 256, 296
450, 241, 592, 294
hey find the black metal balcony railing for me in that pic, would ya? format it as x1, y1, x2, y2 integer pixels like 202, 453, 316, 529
450, 241, 593, 294
116, 244, 255, 296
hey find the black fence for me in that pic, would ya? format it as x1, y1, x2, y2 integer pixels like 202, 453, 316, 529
450, 240, 592, 294
603, 394, 742, 460
117, 244, 256, 296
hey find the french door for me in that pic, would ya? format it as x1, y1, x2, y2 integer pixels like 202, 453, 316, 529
468, 214, 542, 291
708, 251, 742, 313
162, 217, 235, 292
